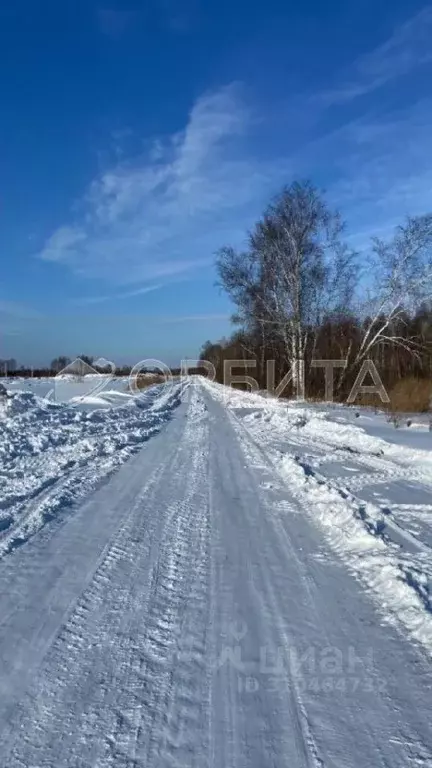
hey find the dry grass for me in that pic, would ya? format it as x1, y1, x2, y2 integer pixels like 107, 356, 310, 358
388, 377, 432, 413
345, 378, 432, 414
132, 374, 165, 391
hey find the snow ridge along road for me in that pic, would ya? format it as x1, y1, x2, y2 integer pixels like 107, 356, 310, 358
0, 378, 431, 766
0, 381, 182, 558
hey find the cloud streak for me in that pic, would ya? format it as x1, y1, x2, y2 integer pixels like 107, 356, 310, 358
309, 99, 432, 248
158, 313, 230, 324
35, 44, 432, 301
72, 283, 166, 306
37, 84, 282, 288
320, 6, 432, 105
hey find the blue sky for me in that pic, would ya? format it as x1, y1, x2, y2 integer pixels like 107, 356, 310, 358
2, 0, 432, 366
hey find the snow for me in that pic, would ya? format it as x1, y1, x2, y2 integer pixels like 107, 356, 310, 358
0, 377, 431, 766
203, 379, 432, 651
0, 380, 182, 558
3, 374, 133, 405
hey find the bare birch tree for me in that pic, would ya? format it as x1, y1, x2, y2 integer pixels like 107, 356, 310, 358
352, 214, 432, 366
217, 181, 355, 394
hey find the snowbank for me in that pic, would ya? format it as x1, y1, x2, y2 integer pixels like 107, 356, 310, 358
203, 378, 432, 655
0, 381, 183, 559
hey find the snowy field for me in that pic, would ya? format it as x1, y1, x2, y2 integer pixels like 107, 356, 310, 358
0, 377, 180, 558
3, 374, 133, 406
0, 377, 431, 766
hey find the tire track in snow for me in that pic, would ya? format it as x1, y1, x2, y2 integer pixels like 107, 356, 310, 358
1, 380, 431, 768
233, 429, 398, 768
216, 395, 431, 767
207, 396, 328, 768
1, 394, 188, 764
226, 419, 326, 767
227, 400, 432, 653
2, 384, 213, 768
3, 456, 168, 766
138, 386, 211, 768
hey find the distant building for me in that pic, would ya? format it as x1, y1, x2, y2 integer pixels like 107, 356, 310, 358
0, 358, 17, 374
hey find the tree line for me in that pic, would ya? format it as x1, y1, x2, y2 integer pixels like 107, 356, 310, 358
0, 357, 135, 378
200, 181, 432, 408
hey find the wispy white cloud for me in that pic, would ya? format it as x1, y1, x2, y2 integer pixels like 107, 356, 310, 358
71, 282, 165, 306
272, 88, 432, 252
35, 58, 432, 303
158, 313, 230, 324
37, 84, 283, 287
315, 99, 432, 245
319, 7, 432, 105
39, 227, 88, 263
121, 283, 165, 299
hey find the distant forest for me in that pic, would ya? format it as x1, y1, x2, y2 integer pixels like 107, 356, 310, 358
199, 181, 432, 411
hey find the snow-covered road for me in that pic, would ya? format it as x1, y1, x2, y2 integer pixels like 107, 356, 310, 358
0, 379, 431, 766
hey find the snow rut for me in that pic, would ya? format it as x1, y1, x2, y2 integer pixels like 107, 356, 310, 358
212, 416, 326, 768
1, 380, 431, 768
209, 395, 431, 767
109, 391, 211, 768
2, 385, 212, 768
228, 404, 432, 654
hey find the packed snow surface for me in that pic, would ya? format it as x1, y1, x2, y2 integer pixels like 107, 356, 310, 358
0, 377, 431, 766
